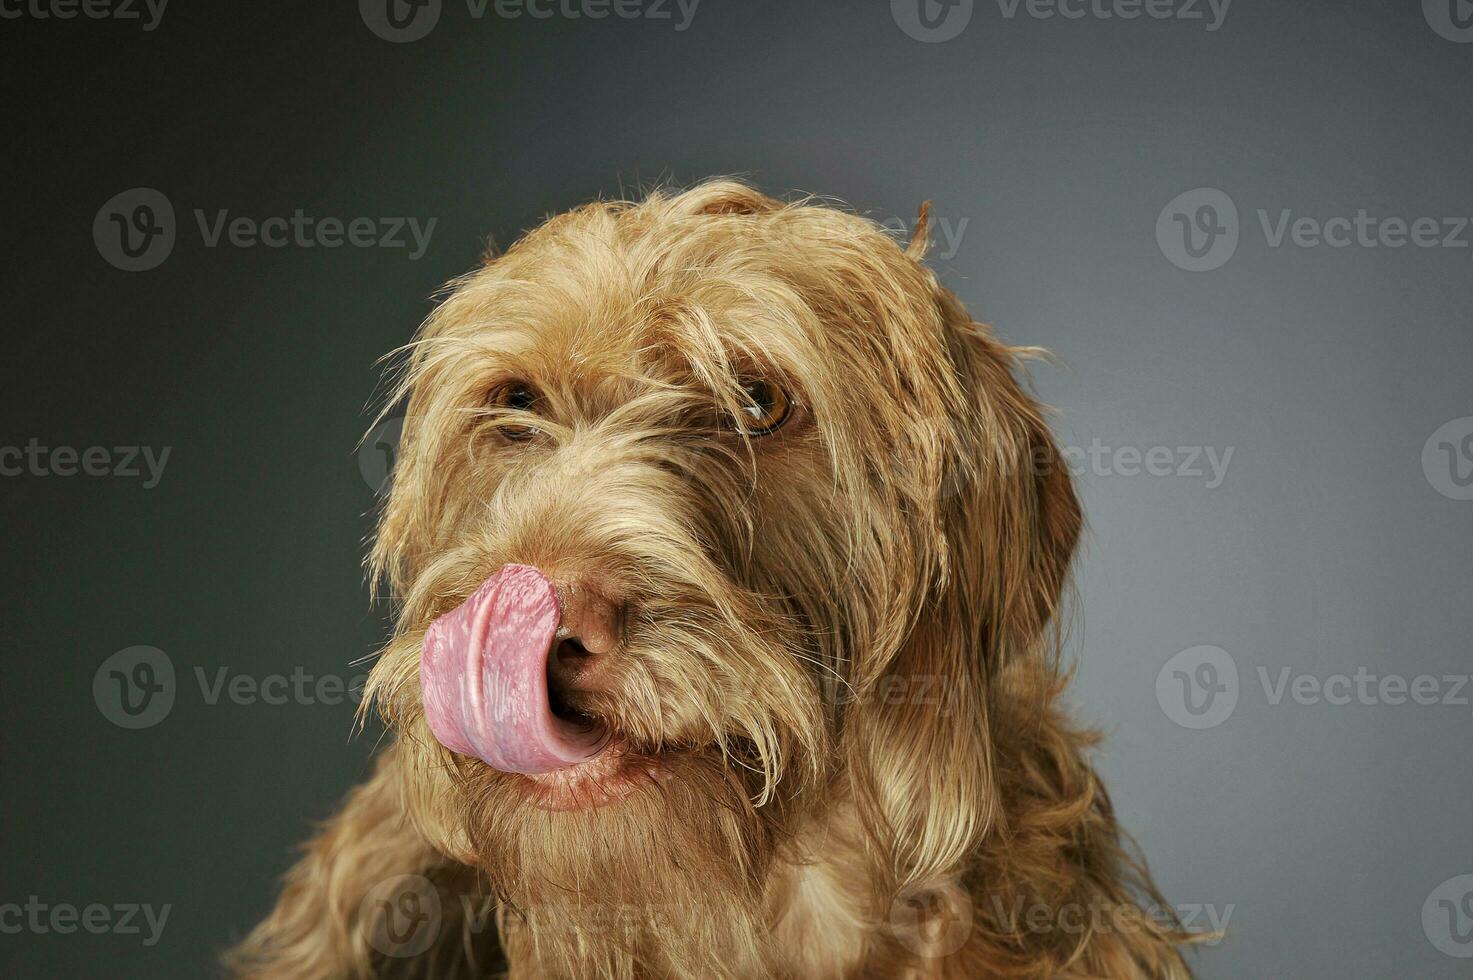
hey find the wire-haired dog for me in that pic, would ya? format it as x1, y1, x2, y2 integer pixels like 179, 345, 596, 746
228, 181, 1200, 979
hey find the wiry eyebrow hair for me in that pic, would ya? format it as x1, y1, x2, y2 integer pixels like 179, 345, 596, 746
636, 293, 809, 404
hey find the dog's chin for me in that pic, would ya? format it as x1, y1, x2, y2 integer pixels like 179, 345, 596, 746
465, 742, 783, 978
517, 738, 676, 811
466, 743, 778, 902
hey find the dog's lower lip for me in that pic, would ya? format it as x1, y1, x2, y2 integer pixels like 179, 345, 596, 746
521, 739, 671, 811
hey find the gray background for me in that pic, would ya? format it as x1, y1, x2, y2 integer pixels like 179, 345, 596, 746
2, 1, 1470, 977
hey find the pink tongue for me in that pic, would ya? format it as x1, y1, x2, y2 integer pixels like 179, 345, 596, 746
420, 564, 608, 774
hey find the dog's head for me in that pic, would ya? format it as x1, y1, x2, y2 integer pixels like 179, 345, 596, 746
362, 181, 1080, 970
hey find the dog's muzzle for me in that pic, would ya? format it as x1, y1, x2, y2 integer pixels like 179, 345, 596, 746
419, 564, 610, 774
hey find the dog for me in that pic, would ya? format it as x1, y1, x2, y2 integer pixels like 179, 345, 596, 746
227, 181, 1200, 979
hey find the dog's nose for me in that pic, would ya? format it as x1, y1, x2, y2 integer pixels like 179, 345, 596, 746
547, 579, 624, 705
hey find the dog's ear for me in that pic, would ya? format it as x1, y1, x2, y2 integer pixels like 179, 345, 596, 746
848, 280, 1081, 910
940, 288, 1082, 666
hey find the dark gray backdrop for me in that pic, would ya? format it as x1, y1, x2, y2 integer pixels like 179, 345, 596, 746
2, 1, 1470, 977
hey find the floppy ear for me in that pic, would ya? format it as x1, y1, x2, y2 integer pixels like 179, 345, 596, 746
940, 288, 1082, 668
848, 277, 1082, 923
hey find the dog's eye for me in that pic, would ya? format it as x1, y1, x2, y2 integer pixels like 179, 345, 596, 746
488, 381, 541, 441
732, 380, 791, 436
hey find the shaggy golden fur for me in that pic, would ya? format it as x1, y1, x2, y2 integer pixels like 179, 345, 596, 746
227, 181, 1203, 979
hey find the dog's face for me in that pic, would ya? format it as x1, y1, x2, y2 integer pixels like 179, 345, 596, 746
363, 182, 1079, 972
